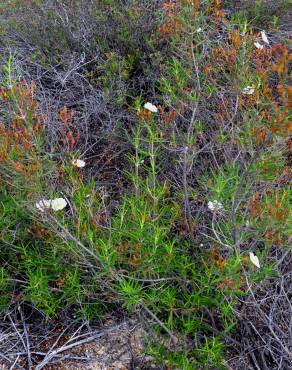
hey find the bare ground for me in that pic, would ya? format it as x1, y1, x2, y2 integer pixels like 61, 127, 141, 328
0, 316, 156, 370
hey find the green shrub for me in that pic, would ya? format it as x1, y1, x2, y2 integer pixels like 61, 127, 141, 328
0, 1, 291, 369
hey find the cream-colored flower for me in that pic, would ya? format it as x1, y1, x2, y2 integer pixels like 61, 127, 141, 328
249, 252, 260, 269
36, 197, 67, 212
72, 159, 86, 168
254, 42, 264, 50
261, 30, 269, 45
144, 102, 158, 113
196, 27, 202, 33
50, 198, 67, 211
208, 200, 223, 211
242, 85, 255, 95
36, 199, 51, 212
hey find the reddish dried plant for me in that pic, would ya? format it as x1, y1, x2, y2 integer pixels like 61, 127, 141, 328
58, 106, 81, 148
0, 81, 44, 171
159, 0, 181, 37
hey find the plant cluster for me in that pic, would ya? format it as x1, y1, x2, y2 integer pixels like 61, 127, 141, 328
0, 0, 291, 369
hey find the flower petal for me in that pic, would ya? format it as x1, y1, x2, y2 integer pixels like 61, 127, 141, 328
208, 200, 223, 211
50, 198, 67, 211
144, 102, 158, 113
261, 31, 269, 45
72, 159, 86, 168
254, 42, 264, 50
242, 85, 255, 95
249, 252, 260, 268
36, 199, 51, 212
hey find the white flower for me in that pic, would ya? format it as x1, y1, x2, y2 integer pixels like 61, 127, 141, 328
50, 198, 67, 211
72, 159, 86, 168
196, 27, 202, 33
242, 85, 255, 95
208, 200, 223, 211
36, 198, 67, 212
249, 252, 260, 269
36, 199, 52, 212
254, 42, 264, 50
144, 102, 158, 113
261, 30, 269, 45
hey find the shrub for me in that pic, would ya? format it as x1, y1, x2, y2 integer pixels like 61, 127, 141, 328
0, 1, 291, 369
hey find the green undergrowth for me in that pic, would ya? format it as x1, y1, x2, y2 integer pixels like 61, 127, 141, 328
0, 1, 291, 369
